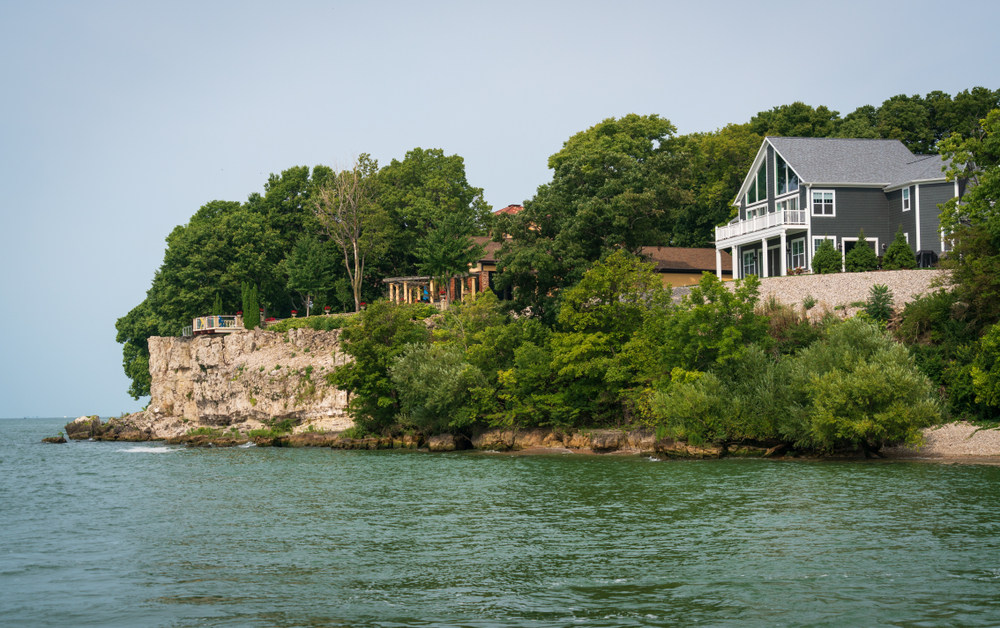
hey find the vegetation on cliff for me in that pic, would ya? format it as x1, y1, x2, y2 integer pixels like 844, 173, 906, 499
117, 86, 1000, 420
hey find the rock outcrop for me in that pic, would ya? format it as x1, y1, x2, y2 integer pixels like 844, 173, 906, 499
66, 415, 103, 440
78, 328, 354, 440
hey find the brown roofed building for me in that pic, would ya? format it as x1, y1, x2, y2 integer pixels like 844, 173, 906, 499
494, 204, 524, 215
641, 247, 733, 287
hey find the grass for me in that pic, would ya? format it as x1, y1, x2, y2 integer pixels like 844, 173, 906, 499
186, 426, 224, 437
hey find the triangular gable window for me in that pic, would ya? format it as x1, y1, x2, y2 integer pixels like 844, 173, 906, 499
746, 160, 767, 204
776, 153, 799, 196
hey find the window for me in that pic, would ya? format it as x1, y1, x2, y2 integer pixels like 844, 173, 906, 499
813, 236, 836, 254
812, 190, 835, 216
775, 197, 799, 214
791, 238, 805, 270
775, 153, 800, 196
742, 250, 757, 277
902, 187, 911, 211
904, 232, 909, 244
746, 160, 767, 205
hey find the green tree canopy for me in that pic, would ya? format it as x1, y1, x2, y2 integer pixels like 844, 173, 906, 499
749, 102, 841, 138
378, 147, 492, 276
495, 113, 692, 320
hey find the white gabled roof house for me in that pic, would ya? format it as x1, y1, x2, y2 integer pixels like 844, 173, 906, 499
714, 137, 960, 279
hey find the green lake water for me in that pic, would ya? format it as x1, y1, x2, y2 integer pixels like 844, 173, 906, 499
2, 418, 999, 627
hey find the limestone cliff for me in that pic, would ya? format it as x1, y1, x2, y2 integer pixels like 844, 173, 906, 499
135, 328, 353, 439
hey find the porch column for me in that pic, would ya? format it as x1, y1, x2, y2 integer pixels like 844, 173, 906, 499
716, 248, 722, 279
390, 284, 396, 302
403, 281, 409, 304
760, 237, 768, 278
780, 232, 787, 277
429, 281, 435, 304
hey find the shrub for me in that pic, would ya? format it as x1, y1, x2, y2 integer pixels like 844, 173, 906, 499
782, 317, 941, 454
864, 284, 894, 323
390, 343, 486, 434
845, 229, 879, 272
268, 314, 352, 333
812, 239, 842, 274
883, 226, 917, 270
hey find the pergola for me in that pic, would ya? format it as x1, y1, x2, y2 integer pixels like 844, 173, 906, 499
383, 274, 482, 306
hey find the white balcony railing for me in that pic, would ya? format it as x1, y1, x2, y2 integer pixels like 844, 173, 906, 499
716, 209, 807, 242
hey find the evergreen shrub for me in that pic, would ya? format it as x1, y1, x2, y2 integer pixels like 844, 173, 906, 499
812, 239, 842, 274
845, 229, 879, 272
883, 226, 917, 270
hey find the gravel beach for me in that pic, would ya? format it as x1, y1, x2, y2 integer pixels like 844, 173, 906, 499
884, 422, 1000, 459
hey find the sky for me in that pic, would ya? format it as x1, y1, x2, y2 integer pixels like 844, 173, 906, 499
1, 0, 998, 418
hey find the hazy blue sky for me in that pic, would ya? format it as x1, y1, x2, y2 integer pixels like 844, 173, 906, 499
1, 0, 998, 418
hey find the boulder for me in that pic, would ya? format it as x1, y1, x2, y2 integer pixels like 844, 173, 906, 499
654, 437, 722, 458
427, 433, 457, 452
42, 436, 67, 444
65, 415, 102, 440
590, 431, 624, 452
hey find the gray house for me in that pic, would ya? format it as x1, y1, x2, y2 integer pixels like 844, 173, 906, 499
713, 137, 961, 279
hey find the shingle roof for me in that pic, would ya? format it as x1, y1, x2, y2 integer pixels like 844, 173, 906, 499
642, 247, 732, 273
471, 236, 504, 262
766, 137, 948, 186
494, 204, 524, 215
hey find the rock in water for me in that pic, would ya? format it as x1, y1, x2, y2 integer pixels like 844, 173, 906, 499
427, 434, 457, 452
65, 416, 102, 440
42, 436, 67, 444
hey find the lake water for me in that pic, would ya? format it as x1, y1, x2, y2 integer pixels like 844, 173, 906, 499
3, 418, 1000, 627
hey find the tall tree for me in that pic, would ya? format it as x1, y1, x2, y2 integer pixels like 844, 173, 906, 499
415, 213, 484, 305
749, 102, 841, 138
285, 236, 338, 316
378, 147, 492, 276
495, 113, 692, 321
312, 154, 392, 312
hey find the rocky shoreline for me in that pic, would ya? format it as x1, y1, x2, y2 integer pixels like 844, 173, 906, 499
62, 416, 1000, 460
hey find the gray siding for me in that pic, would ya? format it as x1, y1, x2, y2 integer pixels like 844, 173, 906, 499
885, 188, 916, 251
810, 187, 889, 249
766, 145, 775, 214
918, 182, 953, 254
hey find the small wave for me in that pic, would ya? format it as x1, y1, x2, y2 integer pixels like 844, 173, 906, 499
239, 441, 257, 448
117, 446, 176, 453
648, 456, 661, 462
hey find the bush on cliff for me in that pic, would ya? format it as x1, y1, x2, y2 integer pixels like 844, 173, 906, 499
390, 343, 487, 434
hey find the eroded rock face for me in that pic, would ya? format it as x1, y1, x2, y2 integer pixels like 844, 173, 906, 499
118, 328, 354, 440
66, 415, 102, 440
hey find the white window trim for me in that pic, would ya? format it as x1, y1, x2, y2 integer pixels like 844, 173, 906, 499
813, 236, 837, 255
811, 189, 836, 217
902, 187, 911, 212
773, 150, 802, 197
746, 160, 768, 206
904, 232, 909, 244
742, 249, 757, 278
790, 237, 806, 271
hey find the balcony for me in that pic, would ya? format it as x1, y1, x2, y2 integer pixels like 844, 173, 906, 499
716, 209, 807, 243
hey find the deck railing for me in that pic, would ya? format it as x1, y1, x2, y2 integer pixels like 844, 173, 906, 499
716, 209, 807, 242
190, 315, 244, 335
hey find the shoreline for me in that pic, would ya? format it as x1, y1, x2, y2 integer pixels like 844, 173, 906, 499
59, 417, 1000, 462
